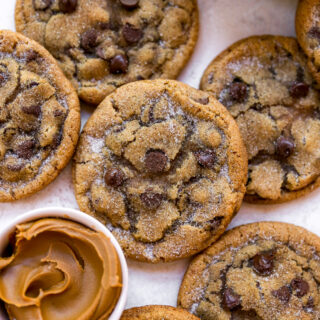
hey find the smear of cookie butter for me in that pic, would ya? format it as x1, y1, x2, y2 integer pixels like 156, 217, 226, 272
0, 218, 122, 320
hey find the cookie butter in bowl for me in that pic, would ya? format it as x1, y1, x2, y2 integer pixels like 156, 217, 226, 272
0, 207, 128, 320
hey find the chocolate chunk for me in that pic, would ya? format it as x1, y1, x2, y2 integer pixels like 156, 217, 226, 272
59, 0, 77, 13
308, 27, 320, 40
290, 278, 309, 297
119, 0, 139, 9
110, 54, 128, 74
81, 29, 98, 51
16, 140, 35, 159
222, 288, 241, 310
229, 82, 247, 103
145, 150, 167, 173
271, 286, 291, 303
0, 73, 7, 87
289, 82, 309, 98
140, 191, 163, 209
194, 149, 216, 169
22, 105, 41, 117
252, 250, 274, 276
276, 136, 295, 159
123, 23, 143, 44
34, 0, 52, 10
105, 167, 124, 187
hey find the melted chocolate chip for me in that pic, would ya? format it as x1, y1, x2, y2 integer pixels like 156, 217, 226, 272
59, 0, 77, 13
0, 73, 7, 87
308, 27, 320, 40
119, 0, 139, 9
289, 82, 309, 98
252, 250, 274, 276
81, 29, 99, 51
140, 191, 163, 209
22, 105, 41, 117
290, 278, 309, 298
194, 149, 216, 169
16, 140, 35, 159
105, 167, 124, 187
123, 23, 143, 44
222, 288, 241, 310
110, 54, 128, 74
271, 286, 291, 303
144, 150, 168, 173
276, 136, 295, 159
229, 82, 247, 103
34, 0, 52, 10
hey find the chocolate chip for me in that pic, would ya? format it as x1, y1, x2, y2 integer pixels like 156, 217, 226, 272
96, 47, 106, 60
22, 105, 41, 117
145, 150, 168, 173
289, 81, 309, 98
123, 23, 143, 44
0, 73, 7, 87
252, 250, 274, 276
119, 0, 139, 9
194, 149, 216, 169
81, 29, 99, 51
222, 288, 241, 310
229, 82, 247, 103
304, 297, 314, 312
24, 50, 37, 62
195, 97, 209, 105
59, 0, 77, 13
7, 163, 25, 171
276, 136, 295, 159
271, 286, 291, 303
34, 0, 52, 10
140, 191, 163, 209
110, 54, 128, 74
290, 278, 309, 297
105, 167, 124, 187
53, 109, 63, 117
308, 27, 320, 40
16, 140, 35, 159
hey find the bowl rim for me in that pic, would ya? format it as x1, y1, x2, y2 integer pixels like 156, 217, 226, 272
0, 206, 128, 320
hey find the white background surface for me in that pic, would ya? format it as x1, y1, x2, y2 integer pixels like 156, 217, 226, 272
1, 0, 320, 313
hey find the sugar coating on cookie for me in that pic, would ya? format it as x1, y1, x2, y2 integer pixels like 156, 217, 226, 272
121, 305, 200, 319
73, 80, 247, 263
201, 35, 320, 203
0, 30, 80, 201
178, 222, 320, 320
15, 0, 199, 105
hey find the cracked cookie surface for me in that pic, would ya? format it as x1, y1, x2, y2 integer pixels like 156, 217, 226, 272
0, 30, 80, 201
15, 0, 199, 105
201, 35, 320, 203
121, 305, 200, 320
178, 222, 320, 320
73, 79, 247, 262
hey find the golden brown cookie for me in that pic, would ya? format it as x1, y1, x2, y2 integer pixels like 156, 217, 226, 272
121, 305, 200, 320
296, 0, 320, 86
73, 79, 247, 263
15, 0, 199, 105
201, 35, 320, 203
178, 222, 320, 320
0, 30, 80, 201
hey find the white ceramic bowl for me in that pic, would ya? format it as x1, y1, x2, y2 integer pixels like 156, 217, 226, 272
0, 207, 128, 320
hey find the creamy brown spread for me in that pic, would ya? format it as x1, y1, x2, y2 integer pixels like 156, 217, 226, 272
0, 218, 122, 320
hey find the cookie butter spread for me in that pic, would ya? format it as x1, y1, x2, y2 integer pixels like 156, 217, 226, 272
0, 218, 122, 320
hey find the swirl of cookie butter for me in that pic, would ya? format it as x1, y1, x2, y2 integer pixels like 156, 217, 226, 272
0, 218, 122, 320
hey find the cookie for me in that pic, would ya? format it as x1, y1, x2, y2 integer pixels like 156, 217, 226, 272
121, 305, 200, 320
178, 222, 320, 320
0, 30, 80, 201
296, 0, 320, 86
15, 0, 199, 105
73, 79, 247, 263
200, 35, 320, 203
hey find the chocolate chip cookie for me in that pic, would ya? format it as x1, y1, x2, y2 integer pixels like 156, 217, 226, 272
121, 305, 200, 320
201, 35, 320, 203
73, 79, 247, 263
15, 0, 199, 105
0, 30, 80, 201
178, 222, 320, 320
296, 0, 320, 86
